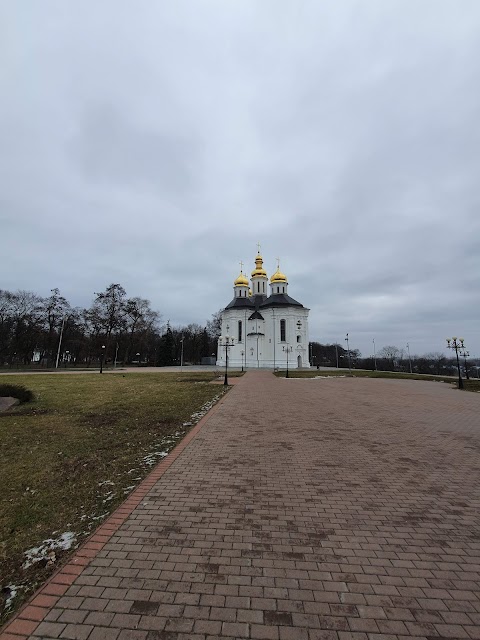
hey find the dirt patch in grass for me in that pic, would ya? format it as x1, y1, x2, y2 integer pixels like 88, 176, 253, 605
0, 372, 227, 624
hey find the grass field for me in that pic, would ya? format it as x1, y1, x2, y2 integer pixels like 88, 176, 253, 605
0, 371, 231, 624
274, 368, 458, 383
274, 368, 480, 391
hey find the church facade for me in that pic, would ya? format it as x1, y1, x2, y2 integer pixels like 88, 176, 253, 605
216, 251, 310, 369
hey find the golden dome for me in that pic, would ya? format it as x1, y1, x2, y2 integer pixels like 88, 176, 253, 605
251, 253, 267, 278
234, 271, 249, 287
270, 268, 287, 283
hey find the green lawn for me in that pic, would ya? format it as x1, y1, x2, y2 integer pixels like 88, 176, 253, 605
0, 371, 229, 623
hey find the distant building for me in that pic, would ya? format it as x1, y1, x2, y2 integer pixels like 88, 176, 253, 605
217, 250, 310, 369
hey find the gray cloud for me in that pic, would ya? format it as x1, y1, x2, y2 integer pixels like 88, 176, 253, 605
1, 0, 480, 358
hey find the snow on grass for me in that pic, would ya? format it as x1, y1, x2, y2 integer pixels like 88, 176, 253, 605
22, 531, 77, 569
2, 584, 22, 611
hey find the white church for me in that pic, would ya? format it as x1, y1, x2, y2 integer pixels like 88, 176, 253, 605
216, 250, 310, 369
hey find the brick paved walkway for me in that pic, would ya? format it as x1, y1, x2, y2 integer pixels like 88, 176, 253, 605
2, 372, 480, 640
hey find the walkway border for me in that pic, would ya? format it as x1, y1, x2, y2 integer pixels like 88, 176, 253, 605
0, 382, 239, 639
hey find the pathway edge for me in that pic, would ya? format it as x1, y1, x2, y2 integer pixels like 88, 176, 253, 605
0, 379, 244, 639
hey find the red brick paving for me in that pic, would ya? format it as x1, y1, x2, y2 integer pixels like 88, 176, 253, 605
2, 372, 479, 639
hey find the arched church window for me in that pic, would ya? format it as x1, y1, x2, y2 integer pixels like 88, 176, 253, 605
238, 320, 242, 343
263, 281, 265, 293
280, 319, 286, 342
297, 335, 301, 343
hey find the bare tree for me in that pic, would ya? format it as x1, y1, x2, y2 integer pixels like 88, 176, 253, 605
378, 345, 400, 370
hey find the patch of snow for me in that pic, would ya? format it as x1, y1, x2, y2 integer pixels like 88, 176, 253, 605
142, 451, 168, 467
98, 480, 114, 487
3, 584, 21, 610
23, 531, 77, 569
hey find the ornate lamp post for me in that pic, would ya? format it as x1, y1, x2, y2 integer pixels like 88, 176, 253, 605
240, 350, 244, 372
283, 344, 292, 378
460, 349, 470, 380
219, 335, 235, 385
446, 337, 466, 389
100, 344, 106, 374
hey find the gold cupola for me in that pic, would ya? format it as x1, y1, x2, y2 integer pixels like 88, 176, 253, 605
251, 252, 267, 277
234, 271, 249, 287
270, 268, 287, 283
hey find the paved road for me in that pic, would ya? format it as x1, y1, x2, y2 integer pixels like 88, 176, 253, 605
3, 372, 479, 639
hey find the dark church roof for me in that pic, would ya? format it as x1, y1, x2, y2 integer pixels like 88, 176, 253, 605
225, 292, 303, 311
260, 293, 303, 308
224, 297, 255, 310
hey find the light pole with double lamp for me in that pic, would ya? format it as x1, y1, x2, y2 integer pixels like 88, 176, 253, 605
345, 333, 352, 374
283, 344, 293, 378
406, 342, 413, 374
446, 337, 466, 389
219, 335, 235, 385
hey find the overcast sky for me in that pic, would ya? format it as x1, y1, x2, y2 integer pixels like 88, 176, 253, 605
1, 1, 479, 358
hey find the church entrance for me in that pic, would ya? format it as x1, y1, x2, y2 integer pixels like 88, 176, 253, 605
297, 355, 302, 368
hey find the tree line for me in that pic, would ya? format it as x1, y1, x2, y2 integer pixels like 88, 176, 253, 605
310, 342, 477, 376
0, 284, 222, 368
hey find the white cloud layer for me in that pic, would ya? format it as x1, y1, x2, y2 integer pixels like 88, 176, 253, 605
1, 0, 479, 357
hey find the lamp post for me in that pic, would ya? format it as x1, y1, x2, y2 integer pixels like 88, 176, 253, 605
283, 344, 292, 378
406, 342, 412, 374
100, 345, 106, 374
446, 337, 466, 389
64, 350, 69, 368
241, 350, 244, 372
345, 333, 352, 374
219, 335, 235, 385
461, 349, 470, 380
55, 317, 66, 369
136, 352, 140, 367
372, 338, 377, 371
180, 335, 184, 371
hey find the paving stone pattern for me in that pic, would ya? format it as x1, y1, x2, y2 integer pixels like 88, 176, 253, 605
3, 372, 480, 640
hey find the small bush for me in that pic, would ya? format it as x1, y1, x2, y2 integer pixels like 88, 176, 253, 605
0, 384, 35, 403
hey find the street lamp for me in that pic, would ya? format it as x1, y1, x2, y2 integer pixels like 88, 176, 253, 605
345, 333, 352, 374
372, 338, 377, 371
180, 336, 184, 371
64, 350, 69, 369
283, 344, 293, 378
240, 350, 244, 372
219, 335, 235, 385
406, 342, 412, 374
460, 349, 470, 380
136, 352, 140, 367
446, 337, 466, 389
100, 345, 106, 374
